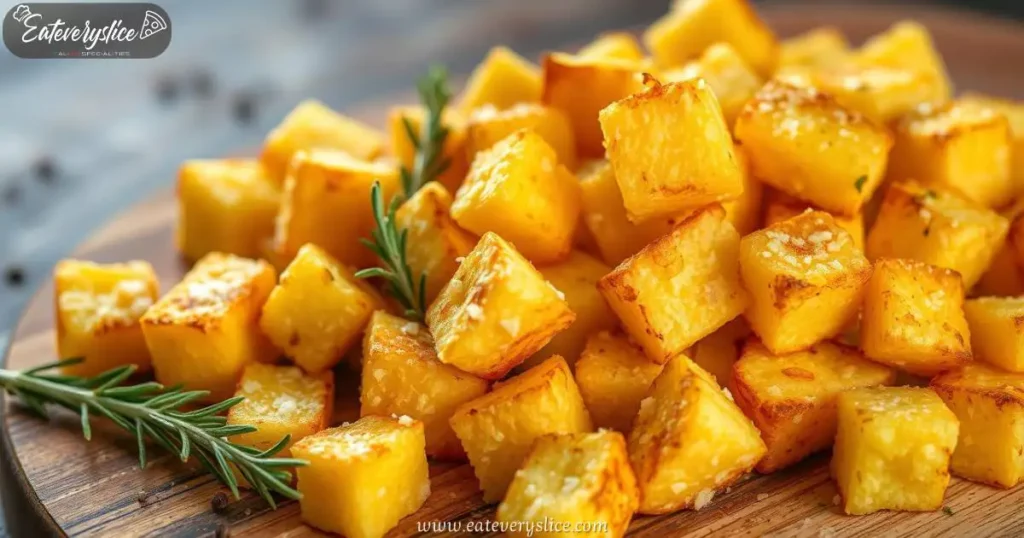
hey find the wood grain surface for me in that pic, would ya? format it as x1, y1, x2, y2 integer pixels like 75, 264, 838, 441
4, 4, 1024, 537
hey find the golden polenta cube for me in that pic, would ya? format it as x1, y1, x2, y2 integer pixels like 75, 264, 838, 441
865, 181, 1008, 289
763, 190, 864, 251
260, 244, 381, 374
54, 260, 159, 377
574, 331, 666, 432
388, 106, 468, 194
361, 311, 489, 460
579, 32, 646, 62
176, 159, 280, 262
426, 233, 575, 380
497, 431, 638, 538
960, 93, 1024, 197
452, 130, 581, 264
465, 103, 577, 171
274, 149, 400, 269
779, 27, 850, 68
394, 182, 477, 304
460, 46, 541, 112
832, 387, 959, 515
450, 356, 593, 502
141, 253, 276, 401
599, 205, 747, 363
856, 21, 952, 107
963, 297, 1024, 372
734, 80, 892, 217
731, 340, 895, 473
629, 355, 766, 514
739, 210, 871, 354
692, 318, 750, 387
662, 43, 762, 127
861, 258, 971, 377
932, 363, 1024, 488
261, 100, 384, 184
292, 415, 430, 538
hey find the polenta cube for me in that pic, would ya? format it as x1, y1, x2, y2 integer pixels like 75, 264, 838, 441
388, 106, 468, 194
460, 46, 541, 112
426, 233, 575, 380
452, 130, 580, 264
662, 43, 762, 127
692, 318, 750, 386
141, 253, 276, 401
932, 364, 1024, 488
734, 80, 892, 217
731, 340, 895, 473
856, 21, 952, 106
599, 205, 748, 363
832, 387, 959, 515
721, 149, 764, 236
960, 93, 1024, 197
779, 27, 850, 68
291, 416, 430, 538
449, 356, 593, 502
261, 100, 384, 183
54, 260, 159, 377
260, 244, 381, 374
963, 297, 1024, 372
574, 331, 666, 432
763, 190, 864, 251
861, 258, 971, 377
599, 78, 744, 222
361, 311, 489, 460
578, 32, 646, 62
465, 103, 576, 170
176, 159, 280, 262
739, 210, 871, 354
497, 431, 638, 537
629, 355, 766, 514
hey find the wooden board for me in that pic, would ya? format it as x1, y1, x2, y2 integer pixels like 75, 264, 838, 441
4, 5, 1024, 537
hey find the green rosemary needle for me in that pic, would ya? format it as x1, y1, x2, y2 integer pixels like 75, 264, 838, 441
400, 64, 453, 197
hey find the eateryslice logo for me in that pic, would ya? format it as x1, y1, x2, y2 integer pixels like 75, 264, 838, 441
11, 4, 166, 50
4, 3, 171, 59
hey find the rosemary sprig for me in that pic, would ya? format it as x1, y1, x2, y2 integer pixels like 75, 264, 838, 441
399, 64, 452, 197
0, 358, 305, 508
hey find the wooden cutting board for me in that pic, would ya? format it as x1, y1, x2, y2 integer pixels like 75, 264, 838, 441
4, 4, 1024, 537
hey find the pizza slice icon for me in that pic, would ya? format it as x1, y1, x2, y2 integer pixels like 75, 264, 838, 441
139, 10, 167, 40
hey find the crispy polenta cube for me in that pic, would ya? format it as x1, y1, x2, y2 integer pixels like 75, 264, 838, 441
450, 356, 593, 501
692, 318, 750, 386
361, 311, 489, 460
497, 431, 638, 537
292, 416, 430, 538
394, 182, 477, 304
861, 258, 971, 377
662, 43, 762, 127
960, 93, 1024, 197
176, 159, 280, 262
261, 100, 384, 183
426, 233, 575, 380
599, 205, 747, 363
887, 101, 1013, 208
779, 27, 850, 68
865, 181, 1008, 289
541, 52, 643, 157
578, 32, 646, 62
629, 355, 765, 514
763, 190, 864, 251
574, 331, 666, 432
452, 130, 580, 264
734, 80, 892, 217
832, 387, 959, 515
388, 106, 468, 194
259, 244, 381, 374
141, 253, 276, 401
731, 340, 895, 473
600, 78, 743, 223
856, 21, 952, 106
460, 46, 541, 112
643, 0, 778, 75
932, 363, 1024, 488
739, 210, 871, 354
465, 103, 576, 170
54, 260, 159, 377
963, 297, 1024, 372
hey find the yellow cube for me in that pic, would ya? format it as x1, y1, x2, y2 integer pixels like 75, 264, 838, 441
261, 100, 384, 184
141, 253, 276, 401
866, 181, 1009, 289
578, 32, 646, 62
176, 159, 280, 262
273, 149, 400, 269
426, 233, 575, 380
574, 331, 666, 432
731, 340, 895, 473
692, 318, 750, 386
763, 189, 864, 251
452, 130, 581, 264
734, 80, 892, 217
361, 311, 489, 460
450, 356, 593, 502
260, 244, 381, 374
629, 355, 766, 514
600, 78, 744, 222
465, 103, 576, 171
497, 431, 638, 537
599, 205, 748, 363
721, 149, 764, 236
292, 416, 430, 538
932, 363, 1024, 488
662, 43, 763, 127
388, 106, 468, 195
460, 46, 541, 112
54, 260, 159, 377
963, 297, 1024, 372
856, 21, 952, 107
832, 387, 959, 515
739, 210, 871, 354
779, 27, 850, 68
960, 93, 1024, 198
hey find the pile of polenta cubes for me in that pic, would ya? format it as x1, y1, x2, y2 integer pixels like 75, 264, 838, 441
49, 0, 1024, 535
